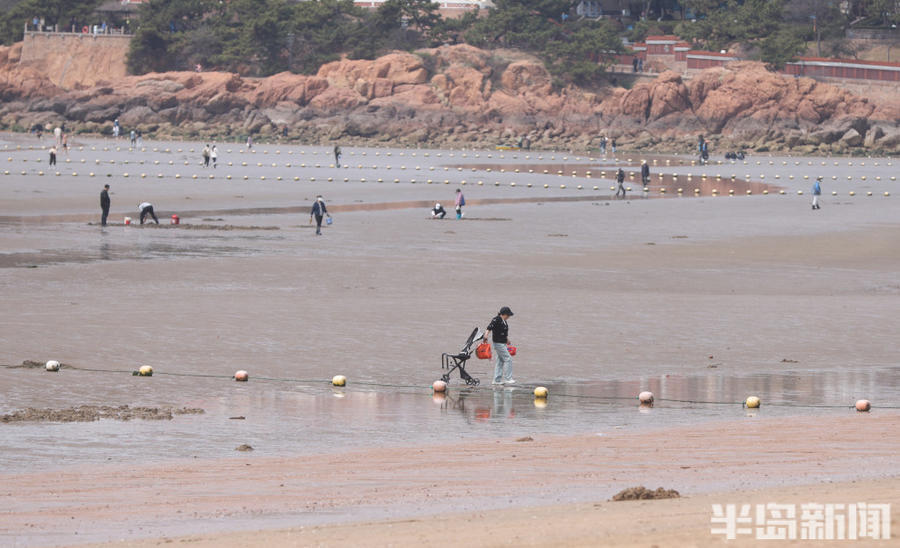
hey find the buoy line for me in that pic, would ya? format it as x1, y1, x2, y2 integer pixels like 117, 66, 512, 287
4, 363, 897, 410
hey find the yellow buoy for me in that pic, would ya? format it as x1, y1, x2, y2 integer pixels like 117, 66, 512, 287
533, 386, 548, 398
745, 396, 760, 408
332, 375, 347, 387
137, 365, 153, 377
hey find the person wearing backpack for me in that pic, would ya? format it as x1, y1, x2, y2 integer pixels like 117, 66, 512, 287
455, 189, 465, 219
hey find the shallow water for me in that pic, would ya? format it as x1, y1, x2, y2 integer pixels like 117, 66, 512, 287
1, 364, 896, 475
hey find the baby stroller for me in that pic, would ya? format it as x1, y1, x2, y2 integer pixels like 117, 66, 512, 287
441, 327, 483, 386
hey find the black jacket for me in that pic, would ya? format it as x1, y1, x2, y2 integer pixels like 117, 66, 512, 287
100, 190, 110, 210
487, 315, 509, 344
311, 200, 328, 217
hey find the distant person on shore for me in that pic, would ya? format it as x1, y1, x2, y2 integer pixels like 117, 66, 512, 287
431, 202, 446, 219
211, 145, 218, 168
611, 138, 617, 154
61, 133, 68, 155
139, 201, 159, 225
202, 144, 210, 167
246, 135, 253, 150
639, 58, 644, 72
454, 188, 465, 219
484, 306, 515, 385
130, 130, 136, 147
812, 176, 822, 210
136, 130, 142, 148
48, 145, 57, 166
113, 119, 120, 140
641, 160, 650, 188
310, 195, 330, 235
100, 184, 110, 226
600, 135, 607, 155
632, 57, 638, 73
54, 126, 61, 146
616, 167, 626, 198
334, 144, 342, 168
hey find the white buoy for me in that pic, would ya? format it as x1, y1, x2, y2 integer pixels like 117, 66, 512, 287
432, 380, 447, 393
45, 360, 60, 372
332, 375, 346, 387
638, 391, 654, 405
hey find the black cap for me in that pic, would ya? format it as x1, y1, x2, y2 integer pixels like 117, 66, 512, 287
499, 306, 514, 316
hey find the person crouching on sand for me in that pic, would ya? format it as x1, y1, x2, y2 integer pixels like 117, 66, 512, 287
431, 203, 446, 219
139, 201, 159, 224
484, 306, 515, 385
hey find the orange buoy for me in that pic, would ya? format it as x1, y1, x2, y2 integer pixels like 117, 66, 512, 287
234, 370, 249, 382
855, 399, 871, 412
432, 380, 447, 393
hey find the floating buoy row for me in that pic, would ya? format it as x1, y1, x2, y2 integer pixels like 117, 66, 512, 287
34, 361, 881, 413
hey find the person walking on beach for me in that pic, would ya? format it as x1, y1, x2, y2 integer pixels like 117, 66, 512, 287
48, 145, 57, 166
61, 133, 68, 155
310, 195, 330, 235
454, 188, 465, 219
616, 167, 626, 198
202, 144, 210, 168
100, 184, 110, 226
812, 175, 822, 210
333, 144, 342, 168
139, 201, 159, 224
484, 306, 515, 385
211, 145, 218, 168
640, 160, 650, 188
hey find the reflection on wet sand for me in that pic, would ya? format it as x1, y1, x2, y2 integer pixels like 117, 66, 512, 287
453, 163, 779, 197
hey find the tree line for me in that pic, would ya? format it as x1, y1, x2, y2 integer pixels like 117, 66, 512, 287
1, 0, 898, 82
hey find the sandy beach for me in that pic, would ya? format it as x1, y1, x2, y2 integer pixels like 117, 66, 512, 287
1, 133, 898, 546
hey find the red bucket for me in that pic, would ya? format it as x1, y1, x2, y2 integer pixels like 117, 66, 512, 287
475, 342, 492, 360
171, 214, 180, 225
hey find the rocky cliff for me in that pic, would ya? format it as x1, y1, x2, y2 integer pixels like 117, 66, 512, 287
1, 42, 898, 153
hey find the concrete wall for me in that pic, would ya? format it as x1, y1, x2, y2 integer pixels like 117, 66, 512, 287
19, 31, 130, 90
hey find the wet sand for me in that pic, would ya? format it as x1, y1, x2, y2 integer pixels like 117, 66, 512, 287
1, 133, 898, 546
5, 414, 899, 547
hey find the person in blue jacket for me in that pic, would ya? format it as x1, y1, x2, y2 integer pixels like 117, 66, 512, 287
812, 176, 822, 210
